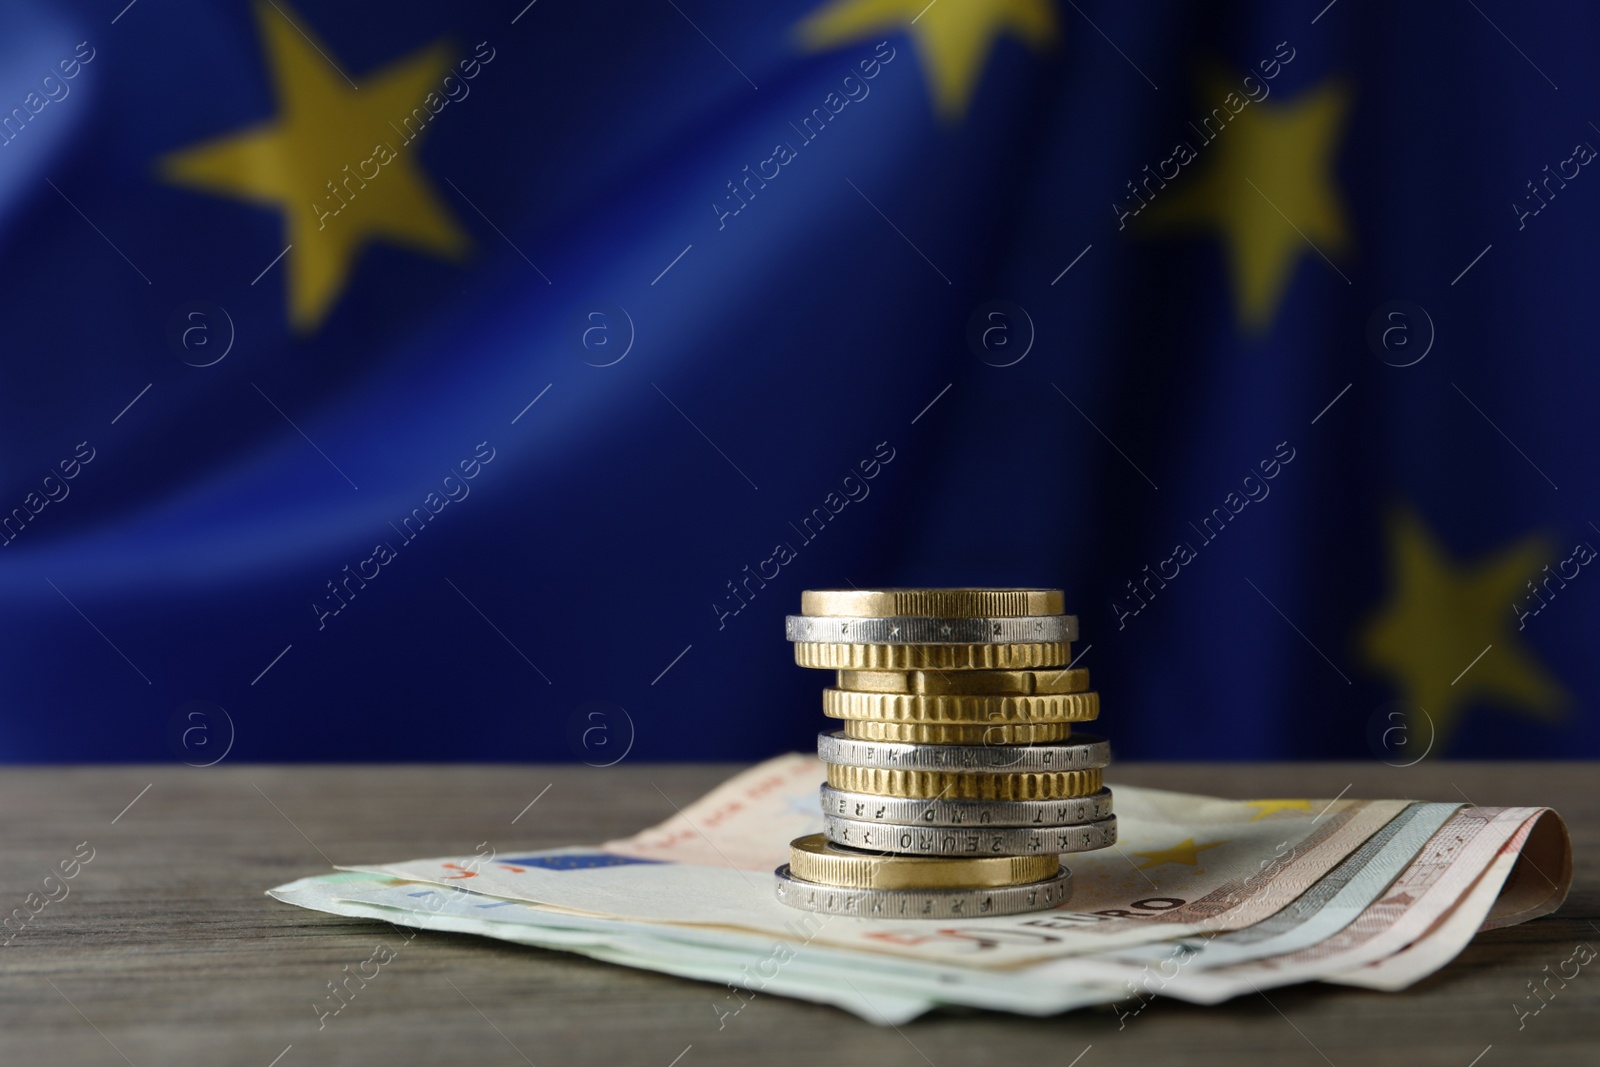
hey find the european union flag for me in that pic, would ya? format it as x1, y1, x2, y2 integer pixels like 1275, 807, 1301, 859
3, 0, 1595, 764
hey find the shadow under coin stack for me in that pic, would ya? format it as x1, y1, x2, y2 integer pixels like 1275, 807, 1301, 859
774, 588, 1115, 918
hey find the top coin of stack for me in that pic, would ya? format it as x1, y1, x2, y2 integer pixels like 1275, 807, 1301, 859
774, 588, 1116, 919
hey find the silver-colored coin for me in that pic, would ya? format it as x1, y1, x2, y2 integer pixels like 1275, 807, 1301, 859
819, 785, 1115, 827
784, 614, 1077, 645
773, 864, 1072, 918
822, 814, 1117, 856
817, 730, 1111, 773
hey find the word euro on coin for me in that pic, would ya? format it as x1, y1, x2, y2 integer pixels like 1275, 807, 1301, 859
819, 784, 1115, 827
773, 864, 1072, 917
822, 814, 1118, 856
817, 731, 1111, 773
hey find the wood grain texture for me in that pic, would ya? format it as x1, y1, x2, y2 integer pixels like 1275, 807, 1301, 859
0, 762, 1594, 1067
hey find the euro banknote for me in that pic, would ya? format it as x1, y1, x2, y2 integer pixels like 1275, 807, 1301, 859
339, 755, 1413, 968
268, 754, 1571, 1022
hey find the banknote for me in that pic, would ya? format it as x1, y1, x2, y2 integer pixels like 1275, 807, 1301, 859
1326, 808, 1568, 991
342, 755, 1411, 967
265, 876, 934, 1023
270, 871, 1111, 1020
272, 809, 1556, 1026
1473, 804, 1572, 931
268, 755, 1572, 1021
1150, 805, 1568, 1002
1018, 801, 1463, 993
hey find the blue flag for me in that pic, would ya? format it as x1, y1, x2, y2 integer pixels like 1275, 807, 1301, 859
2, 0, 1595, 764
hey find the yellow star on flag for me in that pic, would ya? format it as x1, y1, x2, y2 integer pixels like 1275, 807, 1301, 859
1134, 837, 1226, 870
795, 0, 1056, 119
161, 2, 469, 332
1243, 799, 1312, 821
1361, 509, 1566, 749
1140, 73, 1350, 331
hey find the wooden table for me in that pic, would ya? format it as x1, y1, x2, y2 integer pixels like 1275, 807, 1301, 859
1, 762, 1595, 1066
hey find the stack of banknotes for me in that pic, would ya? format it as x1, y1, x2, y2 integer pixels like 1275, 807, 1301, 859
779, 588, 1114, 918
270, 753, 1571, 1024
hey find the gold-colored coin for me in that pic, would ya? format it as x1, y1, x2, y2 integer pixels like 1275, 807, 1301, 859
825, 765, 1104, 801
794, 641, 1071, 670
800, 589, 1064, 618
838, 667, 1089, 696
824, 688, 1099, 724
786, 833, 1059, 889
841, 719, 1073, 744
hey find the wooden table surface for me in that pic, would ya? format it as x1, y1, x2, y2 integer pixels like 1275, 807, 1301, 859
1, 762, 1595, 1066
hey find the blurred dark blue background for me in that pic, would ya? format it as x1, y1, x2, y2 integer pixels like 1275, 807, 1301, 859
3, 0, 1595, 764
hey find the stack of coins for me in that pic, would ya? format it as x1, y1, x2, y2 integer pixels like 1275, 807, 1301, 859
773, 588, 1114, 918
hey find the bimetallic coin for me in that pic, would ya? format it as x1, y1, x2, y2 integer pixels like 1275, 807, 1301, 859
823, 688, 1099, 724
786, 614, 1077, 645
786, 833, 1058, 889
826, 765, 1104, 801
841, 719, 1072, 744
819, 785, 1115, 828
800, 588, 1064, 619
774, 864, 1072, 917
818, 731, 1110, 773
794, 641, 1071, 670
838, 667, 1089, 696
823, 814, 1118, 856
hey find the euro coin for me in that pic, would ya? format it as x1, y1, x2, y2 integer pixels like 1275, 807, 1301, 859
793, 641, 1071, 670
819, 785, 1115, 828
785, 833, 1058, 889
840, 719, 1073, 744
822, 814, 1118, 856
837, 667, 1089, 695
773, 864, 1072, 917
817, 731, 1110, 773
786, 614, 1077, 645
823, 688, 1099, 724
800, 588, 1064, 618
825, 765, 1104, 800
